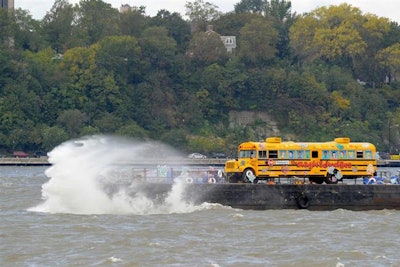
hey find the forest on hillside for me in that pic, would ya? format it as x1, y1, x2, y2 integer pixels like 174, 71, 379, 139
0, 0, 400, 155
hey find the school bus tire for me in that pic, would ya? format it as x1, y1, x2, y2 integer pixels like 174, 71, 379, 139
228, 173, 240, 183
325, 173, 339, 184
309, 177, 323, 184
242, 169, 255, 183
296, 194, 310, 209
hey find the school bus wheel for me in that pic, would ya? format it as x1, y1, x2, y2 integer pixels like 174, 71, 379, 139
309, 177, 324, 184
228, 173, 241, 183
325, 172, 339, 184
242, 169, 255, 183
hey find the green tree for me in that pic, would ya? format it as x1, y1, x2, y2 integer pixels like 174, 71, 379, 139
214, 12, 254, 36
289, 4, 367, 67
185, 0, 221, 32
41, 0, 75, 52
238, 16, 278, 65
0, 8, 13, 44
188, 28, 228, 65
57, 46, 97, 110
266, 0, 296, 59
12, 9, 46, 52
376, 43, 400, 82
74, 0, 121, 45
95, 35, 142, 85
353, 15, 391, 82
116, 121, 149, 139
140, 26, 177, 68
234, 0, 267, 14
150, 10, 191, 53
93, 112, 121, 133
57, 109, 88, 137
119, 7, 148, 37
42, 126, 69, 151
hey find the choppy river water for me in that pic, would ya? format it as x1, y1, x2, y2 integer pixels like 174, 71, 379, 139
1, 136, 400, 267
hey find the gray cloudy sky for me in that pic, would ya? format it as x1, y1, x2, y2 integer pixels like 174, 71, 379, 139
15, 0, 400, 23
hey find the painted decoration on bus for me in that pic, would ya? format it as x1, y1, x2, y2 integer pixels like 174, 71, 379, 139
224, 137, 377, 183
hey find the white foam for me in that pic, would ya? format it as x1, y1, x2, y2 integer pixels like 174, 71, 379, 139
29, 135, 218, 215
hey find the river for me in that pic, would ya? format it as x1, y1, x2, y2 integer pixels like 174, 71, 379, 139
1, 136, 400, 266
2, 165, 400, 267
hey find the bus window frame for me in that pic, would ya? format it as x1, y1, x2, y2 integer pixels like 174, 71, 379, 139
269, 150, 278, 159
259, 150, 267, 159
311, 151, 318, 158
239, 150, 256, 158
339, 150, 347, 159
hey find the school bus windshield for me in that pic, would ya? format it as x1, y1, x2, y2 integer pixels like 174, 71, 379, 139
239, 150, 256, 158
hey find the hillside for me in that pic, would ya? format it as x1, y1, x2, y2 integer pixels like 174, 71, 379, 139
0, 1, 399, 154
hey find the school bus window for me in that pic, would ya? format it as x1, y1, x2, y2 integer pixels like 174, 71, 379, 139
258, 150, 267, 159
365, 151, 372, 159
269, 150, 278, 158
356, 151, 363, 158
348, 151, 355, 159
279, 150, 287, 158
304, 150, 310, 159
239, 150, 256, 158
311, 151, 318, 158
296, 150, 304, 158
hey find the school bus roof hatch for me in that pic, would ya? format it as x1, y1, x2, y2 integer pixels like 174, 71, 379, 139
266, 137, 282, 143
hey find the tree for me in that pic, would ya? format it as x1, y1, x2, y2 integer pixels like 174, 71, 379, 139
0, 45, 15, 89
57, 46, 97, 110
95, 35, 142, 85
41, 0, 75, 52
238, 17, 278, 65
214, 12, 254, 36
351, 14, 391, 82
74, 0, 121, 45
0, 8, 13, 45
290, 4, 367, 66
150, 10, 191, 53
187, 27, 228, 65
234, 0, 267, 14
93, 112, 121, 133
57, 109, 88, 137
11, 9, 46, 52
266, 0, 296, 59
185, 0, 221, 32
140, 26, 177, 68
376, 43, 400, 82
42, 126, 69, 151
119, 7, 148, 37
116, 121, 149, 139
289, 4, 396, 84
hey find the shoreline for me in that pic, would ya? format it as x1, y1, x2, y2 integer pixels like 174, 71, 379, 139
0, 157, 399, 167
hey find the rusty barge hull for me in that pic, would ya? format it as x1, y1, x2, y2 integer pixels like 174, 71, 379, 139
133, 183, 400, 211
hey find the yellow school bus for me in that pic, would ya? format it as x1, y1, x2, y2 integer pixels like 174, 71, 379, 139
224, 137, 377, 184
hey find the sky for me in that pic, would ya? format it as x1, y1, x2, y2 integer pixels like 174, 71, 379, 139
14, 0, 400, 23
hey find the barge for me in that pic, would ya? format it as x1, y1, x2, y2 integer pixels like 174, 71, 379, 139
124, 137, 400, 211
128, 178, 400, 211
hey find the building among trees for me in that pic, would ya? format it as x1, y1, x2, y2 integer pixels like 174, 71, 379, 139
1, 0, 14, 9
206, 25, 237, 54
